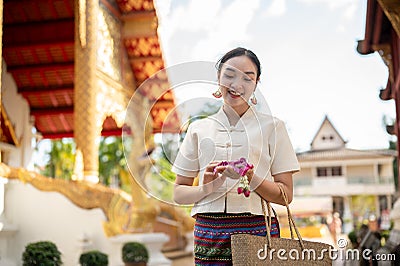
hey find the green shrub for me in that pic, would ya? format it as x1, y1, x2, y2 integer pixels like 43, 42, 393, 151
122, 242, 149, 263
348, 231, 357, 246
22, 241, 62, 266
79, 250, 108, 266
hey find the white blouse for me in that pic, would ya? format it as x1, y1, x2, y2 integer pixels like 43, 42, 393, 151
172, 107, 300, 216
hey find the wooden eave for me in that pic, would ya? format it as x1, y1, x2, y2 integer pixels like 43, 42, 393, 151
357, 0, 400, 101
2, 0, 179, 139
1, 105, 19, 147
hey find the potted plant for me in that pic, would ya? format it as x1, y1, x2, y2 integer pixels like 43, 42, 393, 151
22, 240, 62, 266
79, 250, 108, 266
122, 242, 149, 266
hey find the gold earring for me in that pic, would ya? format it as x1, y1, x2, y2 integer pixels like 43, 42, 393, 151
212, 88, 222, 98
250, 93, 257, 105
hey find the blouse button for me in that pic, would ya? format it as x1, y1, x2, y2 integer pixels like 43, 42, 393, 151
226, 142, 231, 147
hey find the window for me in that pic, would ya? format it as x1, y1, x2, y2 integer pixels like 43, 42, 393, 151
317, 166, 342, 177
331, 166, 342, 176
321, 135, 334, 141
317, 167, 328, 177
378, 164, 382, 176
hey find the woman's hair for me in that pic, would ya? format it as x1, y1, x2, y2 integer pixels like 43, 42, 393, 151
216, 47, 261, 80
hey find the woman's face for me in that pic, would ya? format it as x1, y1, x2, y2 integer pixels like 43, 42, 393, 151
218, 55, 258, 111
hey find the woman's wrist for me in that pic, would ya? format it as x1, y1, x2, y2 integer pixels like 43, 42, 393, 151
245, 170, 253, 182
202, 181, 214, 195
248, 172, 264, 191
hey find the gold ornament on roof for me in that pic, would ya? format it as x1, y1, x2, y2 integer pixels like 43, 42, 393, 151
79, 0, 87, 48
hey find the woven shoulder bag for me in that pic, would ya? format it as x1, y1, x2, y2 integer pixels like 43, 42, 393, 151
231, 184, 333, 265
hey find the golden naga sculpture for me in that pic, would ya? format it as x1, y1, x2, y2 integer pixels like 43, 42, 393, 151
0, 162, 194, 237
0, 82, 195, 237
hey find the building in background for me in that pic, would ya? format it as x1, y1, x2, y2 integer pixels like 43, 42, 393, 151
294, 115, 396, 232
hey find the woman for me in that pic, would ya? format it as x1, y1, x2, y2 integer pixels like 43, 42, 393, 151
172, 47, 300, 265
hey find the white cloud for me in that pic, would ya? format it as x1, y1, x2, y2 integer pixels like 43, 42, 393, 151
296, 0, 358, 20
264, 0, 286, 17
336, 1, 358, 32
297, 0, 354, 9
156, 0, 261, 62
191, 0, 261, 60
154, 0, 395, 150
343, 2, 357, 20
336, 24, 346, 33
154, 0, 171, 18
156, 0, 222, 34
173, 0, 222, 31
294, 0, 359, 32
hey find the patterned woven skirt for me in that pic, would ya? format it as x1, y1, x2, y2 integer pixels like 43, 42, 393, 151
194, 212, 280, 266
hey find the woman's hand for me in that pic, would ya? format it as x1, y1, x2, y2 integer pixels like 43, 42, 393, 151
212, 164, 242, 181
245, 167, 254, 182
203, 161, 222, 185
202, 161, 230, 194
173, 161, 230, 205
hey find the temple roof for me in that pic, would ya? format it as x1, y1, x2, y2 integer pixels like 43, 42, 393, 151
310, 115, 346, 151
299, 114, 396, 161
2, 0, 178, 139
297, 148, 396, 162
357, 0, 400, 101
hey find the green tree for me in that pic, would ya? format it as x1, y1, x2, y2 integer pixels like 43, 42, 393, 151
383, 115, 398, 190
40, 136, 130, 189
148, 155, 176, 202
41, 138, 75, 179
98, 136, 127, 186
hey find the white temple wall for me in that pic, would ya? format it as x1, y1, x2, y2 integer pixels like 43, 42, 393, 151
1, 60, 34, 169
4, 180, 114, 266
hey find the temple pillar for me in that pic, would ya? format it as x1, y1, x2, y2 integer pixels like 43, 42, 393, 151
74, 0, 101, 183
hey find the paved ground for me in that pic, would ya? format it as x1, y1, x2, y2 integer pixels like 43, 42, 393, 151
165, 250, 194, 266
171, 254, 194, 266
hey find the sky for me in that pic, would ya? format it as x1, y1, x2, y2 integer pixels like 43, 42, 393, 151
153, 0, 396, 152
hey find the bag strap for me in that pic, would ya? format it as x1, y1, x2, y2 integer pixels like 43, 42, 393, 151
261, 183, 305, 250
277, 183, 305, 249
261, 199, 273, 248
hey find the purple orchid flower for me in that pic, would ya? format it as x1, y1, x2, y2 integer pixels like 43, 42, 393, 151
213, 157, 253, 176
213, 158, 253, 197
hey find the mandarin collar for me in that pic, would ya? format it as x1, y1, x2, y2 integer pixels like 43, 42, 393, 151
212, 105, 257, 129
